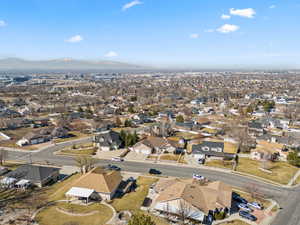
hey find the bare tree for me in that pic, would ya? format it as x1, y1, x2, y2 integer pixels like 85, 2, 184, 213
0, 149, 7, 166
74, 156, 95, 174
177, 200, 192, 224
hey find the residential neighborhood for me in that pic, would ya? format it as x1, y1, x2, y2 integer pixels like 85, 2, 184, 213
0, 70, 300, 225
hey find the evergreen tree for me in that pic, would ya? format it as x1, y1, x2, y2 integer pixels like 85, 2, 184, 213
128, 214, 156, 225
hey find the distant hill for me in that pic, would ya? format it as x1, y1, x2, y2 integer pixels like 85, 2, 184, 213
0, 58, 143, 71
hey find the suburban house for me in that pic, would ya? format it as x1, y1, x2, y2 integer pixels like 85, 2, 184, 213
93, 130, 123, 151
69, 167, 122, 201
250, 140, 287, 161
191, 139, 238, 160
153, 178, 232, 223
3, 164, 60, 187
131, 136, 176, 155
16, 126, 69, 146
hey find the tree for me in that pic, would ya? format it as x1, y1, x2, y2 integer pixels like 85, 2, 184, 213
120, 130, 127, 142
128, 213, 156, 225
177, 200, 192, 224
132, 131, 139, 145
287, 150, 300, 167
125, 119, 132, 127
74, 156, 95, 174
176, 115, 184, 123
128, 106, 135, 114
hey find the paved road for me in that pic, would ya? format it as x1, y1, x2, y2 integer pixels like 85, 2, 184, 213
3, 139, 300, 225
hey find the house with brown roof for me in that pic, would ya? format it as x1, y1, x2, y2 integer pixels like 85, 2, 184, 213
131, 136, 176, 155
153, 179, 232, 223
69, 167, 122, 200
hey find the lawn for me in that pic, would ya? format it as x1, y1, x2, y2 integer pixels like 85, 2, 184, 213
174, 132, 200, 140
236, 158, 299, 185
111, 176, 158, 212
44, 173, 81, 202
233, 189, 271, 209
1, 127, 40, 150
220, 220, 249, 225
36, 202, 112, 225
144, 212, 170, 225
205, 160, 233, 170
160, 154, 186, 164
205, 158, 299, 185
53, 131, 91, 143
60, 142, 96, 156
60, 148, 96, 156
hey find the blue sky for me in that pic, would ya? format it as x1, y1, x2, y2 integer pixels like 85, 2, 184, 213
0, 0, 300, 68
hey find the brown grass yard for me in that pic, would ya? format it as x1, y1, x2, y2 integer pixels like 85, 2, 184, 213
205, 159, 233, 170
53, 131, 91, 143
60, 148, 96, 156
36, 202, 112, 225
219, 220, 249, 225
233, 189, 271, 209
160, 154, 186, 164
1, 127, 40, 150
205, 158, 299, 185
44, 173, 81, 202
111, 176, 157, 212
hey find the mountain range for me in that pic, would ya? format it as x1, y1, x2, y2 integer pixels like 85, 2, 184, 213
0, 58, 143, 71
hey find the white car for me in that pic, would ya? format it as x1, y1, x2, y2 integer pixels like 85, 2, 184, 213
112, 157, 124, 162
238, 203, 253, 212
247, 202, 263, 210
192, 173, 205, 180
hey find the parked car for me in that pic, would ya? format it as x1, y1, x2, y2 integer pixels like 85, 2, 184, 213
239, 210, 257, 221
248, 202, 263, 210
149, 169, 161, 175
198, 158, 205, 164
128, 176, 135, 182
233, 194, 248, 204
107, 164, 121, 171
237, 203, 253, 212
112, 157, 124, 162
192, 173, 205, 180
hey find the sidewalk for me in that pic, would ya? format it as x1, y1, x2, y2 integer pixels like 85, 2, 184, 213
287, 169, 300, 186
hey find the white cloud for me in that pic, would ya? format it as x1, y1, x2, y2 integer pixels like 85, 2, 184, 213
204, 29, 215, 33
122, 0, 142, 11
217, 24, 240, 33
221, 14, 231, 20
189, 33, 199, 39
0, 20, 7, 27
269, 5, 276, 9
65, 35, 83, 43
105, 51, 118, 57
230, 8, 256, 18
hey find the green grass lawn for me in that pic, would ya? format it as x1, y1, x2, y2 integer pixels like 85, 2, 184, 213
206, 158, 299, 185
36, 202, 112, 225
111, 176, 157, 212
